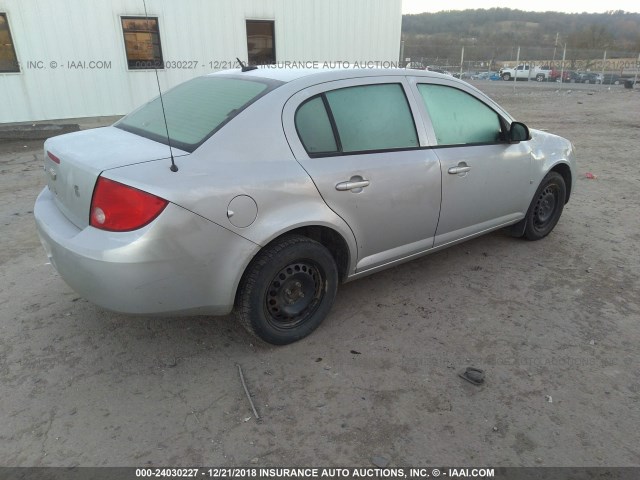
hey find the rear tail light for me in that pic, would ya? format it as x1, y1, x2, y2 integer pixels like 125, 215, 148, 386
90, 177, 168, 232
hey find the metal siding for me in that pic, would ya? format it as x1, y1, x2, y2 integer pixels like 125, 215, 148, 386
0, 0, 401, 123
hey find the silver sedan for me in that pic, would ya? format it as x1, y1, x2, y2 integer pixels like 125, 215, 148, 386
34, 68, 576, 344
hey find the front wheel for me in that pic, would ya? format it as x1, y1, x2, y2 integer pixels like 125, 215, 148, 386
235, 235, 338, 345
502, 73, 511, 81
523, 172, 566, 241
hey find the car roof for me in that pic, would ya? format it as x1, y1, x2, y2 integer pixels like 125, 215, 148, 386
211, 66, 456, 84
209, 66, 515, 124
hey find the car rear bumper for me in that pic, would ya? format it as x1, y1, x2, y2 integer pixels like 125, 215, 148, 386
34, 187, 259, 316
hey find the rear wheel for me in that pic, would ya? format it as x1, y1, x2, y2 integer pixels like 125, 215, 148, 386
235, 235, 338, 345
536, 74, 545, 82
523, 172, 566, 241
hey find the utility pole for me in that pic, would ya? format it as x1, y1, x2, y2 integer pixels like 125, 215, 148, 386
552, 32, 559, 66
560, 43, 566, 84
514, 46, 520, 92
600, 49, 607, 86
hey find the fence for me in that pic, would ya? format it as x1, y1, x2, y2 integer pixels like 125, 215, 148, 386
401, 43, 640, 87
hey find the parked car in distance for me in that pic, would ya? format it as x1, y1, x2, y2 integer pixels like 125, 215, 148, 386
426, 66, 453, 76
499, 64, 549, 81
548, 68, 570, 83
34, 67, 576, 345
454, 71, 479, 79
602, 74, 621, 85
472, 71, 500, 81
579, 72, 603, 84
536, 65, 553, 81
405, 62, 426, 70
562, 71, 582, 83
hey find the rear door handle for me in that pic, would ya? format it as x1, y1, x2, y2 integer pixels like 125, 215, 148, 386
335, 179, 370, 191
448, 165, 471, 174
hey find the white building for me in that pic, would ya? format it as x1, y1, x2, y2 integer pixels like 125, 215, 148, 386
0, 0, 402, 123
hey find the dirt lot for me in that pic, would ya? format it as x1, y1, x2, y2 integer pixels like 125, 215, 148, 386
1, 81, 639, 468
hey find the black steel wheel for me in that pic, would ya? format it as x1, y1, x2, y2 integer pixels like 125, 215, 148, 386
264, 261, 324, 330
236, 235, 338, 345
523, 172, 566, 240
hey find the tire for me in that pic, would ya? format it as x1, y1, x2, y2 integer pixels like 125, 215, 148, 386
235, 235, 338, 345
536, 74, 545, 82
523, 172, 566, 241
502, 73, 511, 81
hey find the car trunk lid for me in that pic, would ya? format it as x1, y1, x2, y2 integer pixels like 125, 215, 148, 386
44, 126, 188, 229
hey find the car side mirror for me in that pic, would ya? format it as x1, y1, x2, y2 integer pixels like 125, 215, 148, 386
509, 122, 530, 143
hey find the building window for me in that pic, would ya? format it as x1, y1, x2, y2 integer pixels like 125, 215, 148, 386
246, 20, 275, 65
121, 16, 164, 70
0, 13, 19, 73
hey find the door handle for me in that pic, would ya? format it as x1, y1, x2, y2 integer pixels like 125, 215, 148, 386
335, 179, 370, 191
448, 165, 471, 175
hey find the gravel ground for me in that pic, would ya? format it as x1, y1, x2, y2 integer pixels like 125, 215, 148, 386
0, 81, 639, 467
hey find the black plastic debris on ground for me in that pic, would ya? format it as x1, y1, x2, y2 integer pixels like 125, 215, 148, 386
459, 367, 485, 385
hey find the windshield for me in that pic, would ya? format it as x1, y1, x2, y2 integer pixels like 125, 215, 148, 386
115, 76, 279, 153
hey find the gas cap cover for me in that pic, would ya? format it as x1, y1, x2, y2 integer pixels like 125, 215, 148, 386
227, 195, 258, 228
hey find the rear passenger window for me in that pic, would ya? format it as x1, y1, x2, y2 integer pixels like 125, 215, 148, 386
325, 84, 418, 152
295, 96, 338, 154
417, 84, 502, 146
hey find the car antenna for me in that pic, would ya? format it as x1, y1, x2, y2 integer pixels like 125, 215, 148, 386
236, 57, 258, 72
143, 0, 178, 172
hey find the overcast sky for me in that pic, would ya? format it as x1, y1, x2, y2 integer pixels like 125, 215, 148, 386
401, 0, 639, 14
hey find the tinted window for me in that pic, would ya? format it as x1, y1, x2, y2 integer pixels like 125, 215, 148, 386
0, 13, 19, 73
417, 84, 502, 145
295, 96, 338, 154
121, 17, 163, 70
325, 84, 418, 153
116, 76, 272, 152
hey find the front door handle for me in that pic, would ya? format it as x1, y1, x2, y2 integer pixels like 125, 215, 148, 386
448, 164, 471, 175
335, 178, 370, 191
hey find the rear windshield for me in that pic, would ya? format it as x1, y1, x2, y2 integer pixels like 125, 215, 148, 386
115, 75, 280, 153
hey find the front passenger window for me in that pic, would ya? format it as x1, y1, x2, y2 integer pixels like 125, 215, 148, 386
417, 84, 503, 146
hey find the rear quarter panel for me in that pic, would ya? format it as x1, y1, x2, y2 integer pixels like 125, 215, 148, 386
102, 87, 359, 274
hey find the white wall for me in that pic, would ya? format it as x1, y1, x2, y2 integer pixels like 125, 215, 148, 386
0, 0, 402, 123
